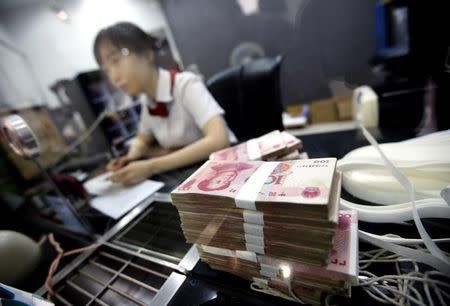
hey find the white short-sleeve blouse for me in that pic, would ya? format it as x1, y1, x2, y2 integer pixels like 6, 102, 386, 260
138, 69, 235, 148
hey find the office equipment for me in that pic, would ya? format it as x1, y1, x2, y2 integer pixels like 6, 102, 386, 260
207, 56, 284, 141
0, 107, 66, 179
338, 129, 450, 204
53, 71, 141, 157
371, 1, 449, 131
36, 199, 197, 305
338, 125, 450, 278
0, 114, 92, 235
352, 86, 379, 128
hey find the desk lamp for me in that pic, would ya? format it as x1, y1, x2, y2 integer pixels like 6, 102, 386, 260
0, 114, 91, 234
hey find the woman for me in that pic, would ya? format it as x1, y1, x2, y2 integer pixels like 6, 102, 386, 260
93, 22, 232, 185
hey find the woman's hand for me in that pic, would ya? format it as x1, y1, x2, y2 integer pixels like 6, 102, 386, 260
106, 133, 154, 171
106, 156, 133, 171
108, 160, 155, 186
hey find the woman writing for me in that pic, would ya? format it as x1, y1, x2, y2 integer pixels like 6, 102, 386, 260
93, 22, 232, 185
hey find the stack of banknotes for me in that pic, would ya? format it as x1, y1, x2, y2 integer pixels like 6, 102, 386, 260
197, 210, 358, 304
209, 130, 307, 161
171, 157, 358, 304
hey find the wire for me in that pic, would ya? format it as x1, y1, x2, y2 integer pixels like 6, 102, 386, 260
375, 284, 427, 306
357, 247, 450, 305
286, 277, 305, 304
343, 125, 450, 274
359, 124, 450, 268
44, 233, 98, 301
359, 231, 450, 245
51, 111, 108, 167
356, 274, 450, 288
423, 273, 435, 306
250, 278, 295, 302
340, 198, 450, 223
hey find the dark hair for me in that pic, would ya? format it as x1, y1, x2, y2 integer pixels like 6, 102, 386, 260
93, 22, 157, 65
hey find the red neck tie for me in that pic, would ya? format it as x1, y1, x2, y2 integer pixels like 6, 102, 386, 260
147, 69, 178, 117
148, 102, 169, 117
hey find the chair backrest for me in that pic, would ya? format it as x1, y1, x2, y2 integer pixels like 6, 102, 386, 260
207, 55, 284, 141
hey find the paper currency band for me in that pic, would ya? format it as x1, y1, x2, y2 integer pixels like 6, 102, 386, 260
243, 210, 264, 225
236, 250, 258, 263
246, 243, 265, 254
246, 139, 261, 161
244, 223, 264, 236
199, 245, 235, 257
245, 233, 264, 247
200, 246, 285, 280
259, 263, 279, 278
235, 161, 279, 210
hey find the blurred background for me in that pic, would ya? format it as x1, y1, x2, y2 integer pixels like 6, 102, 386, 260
0, 0, 448, 299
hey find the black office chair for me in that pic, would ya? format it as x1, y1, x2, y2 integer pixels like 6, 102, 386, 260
206, 55, 284, 141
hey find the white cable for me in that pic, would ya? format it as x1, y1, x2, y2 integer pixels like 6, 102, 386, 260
49, 111, 108, 168
355, 274, 450, 288
407, 282, 425, 306
250, 278, 295, 302
376, 284, 427, 306
359, 231, 450, 275
61, 111, 107, 157
340, 198, 450, 223
421, 272, 435, 306
341, 197, 447, 210
359, 231, 450, 245
358, 248, 450, 305
338, 129, 450, 205
426, 270, 450, 279
363, 287, 399, 305
395, 261, 406, 306
338, 159, 450, 172
435, 286, 448, 304
357, 124, 450, 273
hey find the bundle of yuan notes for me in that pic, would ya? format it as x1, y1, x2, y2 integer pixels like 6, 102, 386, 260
197, 211, 358, 304
171, 158, 358, 304
209, 130, 308, 161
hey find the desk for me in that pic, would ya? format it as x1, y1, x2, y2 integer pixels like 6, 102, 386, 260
36, 127, 448, 305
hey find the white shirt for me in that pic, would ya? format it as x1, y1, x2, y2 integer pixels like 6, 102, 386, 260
139, 69, 235, 148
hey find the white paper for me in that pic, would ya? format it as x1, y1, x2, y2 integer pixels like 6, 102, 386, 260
84, 172, 164, 219
83, 172, 120, 196
282, 111, 307, 128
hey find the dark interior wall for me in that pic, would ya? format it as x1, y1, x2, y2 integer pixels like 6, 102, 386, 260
162, 0, 377, 106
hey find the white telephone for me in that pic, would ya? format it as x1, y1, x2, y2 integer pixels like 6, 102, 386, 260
338, 129, 450, 205
336, 129, 450, 224
337, 126, 450, 274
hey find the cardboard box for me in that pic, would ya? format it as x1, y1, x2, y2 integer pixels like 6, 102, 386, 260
335, 95, 353, 121
309, 98, 338, 124
309, 94, 353, 124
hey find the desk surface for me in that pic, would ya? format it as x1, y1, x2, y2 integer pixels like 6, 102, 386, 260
38, 127, 448, 305
153, 127, 447, 306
